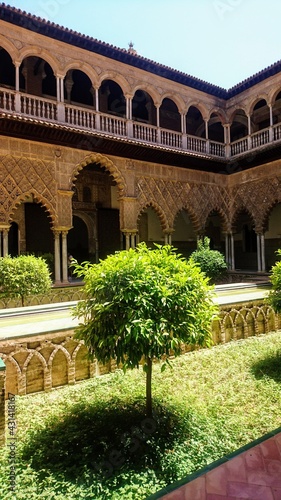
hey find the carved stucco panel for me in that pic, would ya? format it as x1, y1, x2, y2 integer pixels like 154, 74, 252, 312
0, 155, 58, 225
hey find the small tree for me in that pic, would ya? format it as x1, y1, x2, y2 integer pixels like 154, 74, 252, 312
189, 236, 227, 282
73, 243, 217, 416
267, 249, 281, 312
0, 255, 52, 306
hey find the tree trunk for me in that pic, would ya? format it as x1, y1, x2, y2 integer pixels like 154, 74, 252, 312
146, 357, 153, 417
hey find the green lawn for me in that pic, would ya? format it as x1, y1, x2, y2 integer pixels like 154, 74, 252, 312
1, 331, 281, 499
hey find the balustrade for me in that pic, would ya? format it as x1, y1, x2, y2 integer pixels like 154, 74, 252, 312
160, 129, 182, 148
209, 141, 225, 157
65, 104, 95, 129
133, 123, 157, 142
0, 89, 15, 112
20, 93, 57, 121
100, 114, 127, 136
251, 129, 270, 149
2, 87, 281, 160
186, 135, 207, 154
230, 137, 248, 156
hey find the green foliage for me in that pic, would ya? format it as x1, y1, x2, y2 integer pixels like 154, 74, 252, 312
73, 243, 217, 413
0, 254, 52, 306
0, 332, 280, 499
267, 249, 281, 312
189, 236, 227, 282
74, 243, 216, 367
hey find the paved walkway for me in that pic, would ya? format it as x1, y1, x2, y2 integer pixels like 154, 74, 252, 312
149, 428, 281, 500
0, 283, 271, 340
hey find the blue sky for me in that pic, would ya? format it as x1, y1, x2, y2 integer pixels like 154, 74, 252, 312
6, 0, 281, 89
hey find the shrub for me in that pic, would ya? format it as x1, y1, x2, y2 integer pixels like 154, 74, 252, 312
73, 243, 217, 416
189, 237, 227, 282
0, 254, 52, 306
267, 249, 281, 312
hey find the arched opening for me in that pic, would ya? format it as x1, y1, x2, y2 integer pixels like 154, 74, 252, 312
233, 211, 257, 270
99, 79, 126, 117
51, 350, 68, 388
71, 163, 120, 262
251, 99, 270, 132
208, 113, 224, 143
173, 209, 197, 258
132, 89, 156, 124
8, 221, 19, 256
272, 91, 281, 125
138, 206, 164, 247
11, 198, 53, 257
68, 215, 89, 263
0, 47, 15, 88
20, 56, 56, 97
186, 106, 205, 137
64, 69, 94, 107
205, 211, 224, 252
264, 203, 281, 270
160, 98, 181, 132
230, 109, 248, 142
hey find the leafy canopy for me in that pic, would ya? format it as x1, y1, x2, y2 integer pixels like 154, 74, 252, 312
73, 243, 217, 371
267, 249, 281, 312
189, 236, 227, 282
0, 254, 52, 306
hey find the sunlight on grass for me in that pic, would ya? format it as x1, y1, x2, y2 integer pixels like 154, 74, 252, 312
1, 332, 281, 499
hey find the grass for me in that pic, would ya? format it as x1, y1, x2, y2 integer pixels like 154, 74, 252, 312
1, 331, 281, 499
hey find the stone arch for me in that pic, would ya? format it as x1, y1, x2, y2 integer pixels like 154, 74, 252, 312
62, 61, 99, 87
48, 345, 71, 387
186, 101, 209, 121
208, 107, 227, 125
131, 83, 160, 107
232, 309, 248, 340
22, 349, 49, 394
73, 342, 91, 381
228, 106, 248, 124
203, 207, 228, 234
231, 206, 256, 233
1, 354, 21, 396
248, 95, 270, 115
160, 93, 185, 114
261, 198, 281, 233
98, 72, 130, 95
137, 201, 168, 232
173, 205, 200, 235
71, 152, 126, 196
0, 35, 19, 63
174, 204, 201, 234
18, 46, 60, 75
8, 190, 57, 227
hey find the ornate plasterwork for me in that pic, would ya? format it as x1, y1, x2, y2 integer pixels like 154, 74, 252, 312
136, 176, 230, 232
0, 155, 57, 225
230, 176, 281, 232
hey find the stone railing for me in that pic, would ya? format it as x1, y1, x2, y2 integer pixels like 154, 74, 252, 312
0, 284, 85, 309
1, 87, 281, 160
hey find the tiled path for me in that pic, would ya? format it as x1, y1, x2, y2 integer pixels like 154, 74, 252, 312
149, 429, 281, 500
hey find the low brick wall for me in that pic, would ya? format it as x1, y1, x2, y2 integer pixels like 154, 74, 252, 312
0, 299, 280, 446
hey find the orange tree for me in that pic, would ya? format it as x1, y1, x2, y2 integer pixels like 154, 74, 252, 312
0, 254, 52, 306
73, 243, 217, 416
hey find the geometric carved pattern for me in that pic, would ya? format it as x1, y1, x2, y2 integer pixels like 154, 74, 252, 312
136, 176, 191, 228
0, 155, 57, 225
230, 176, 281, 232
136, 176, 229, 232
